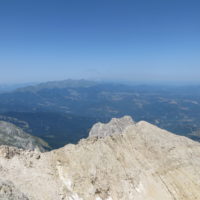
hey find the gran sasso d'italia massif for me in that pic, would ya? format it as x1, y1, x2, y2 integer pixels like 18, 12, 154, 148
0, 116, 200, 200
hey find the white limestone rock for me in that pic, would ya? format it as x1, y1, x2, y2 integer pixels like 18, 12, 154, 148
0, 116, 200, 199
89, 116, 134, 138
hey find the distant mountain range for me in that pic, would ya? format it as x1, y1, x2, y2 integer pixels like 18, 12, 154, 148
0, 79, 200, 148
0, 82, 36, 93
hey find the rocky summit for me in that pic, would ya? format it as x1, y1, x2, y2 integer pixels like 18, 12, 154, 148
89, 116, 134, 138
0, 116, 200, 200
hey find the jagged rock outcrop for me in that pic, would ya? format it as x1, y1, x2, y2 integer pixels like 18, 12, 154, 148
0, 121, 50, 152
89, 116, 134, 137
0, 117, 200, 199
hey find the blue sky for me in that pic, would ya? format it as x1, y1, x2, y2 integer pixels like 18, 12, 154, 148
0, 0, 200, 84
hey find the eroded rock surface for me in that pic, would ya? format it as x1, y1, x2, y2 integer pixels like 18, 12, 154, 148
0, 180, 29, 200
0, 117, 200, 200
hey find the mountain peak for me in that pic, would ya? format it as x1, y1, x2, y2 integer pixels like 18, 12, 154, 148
89, 115, 134, 138
62, 120, 200, 200
0, 118, 200, 199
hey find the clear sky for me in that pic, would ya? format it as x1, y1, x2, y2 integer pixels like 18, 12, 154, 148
0, 0, 200, 84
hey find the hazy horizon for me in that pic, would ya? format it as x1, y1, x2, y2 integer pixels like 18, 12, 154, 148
1, 0, 200, 83
1, 78, 200, 87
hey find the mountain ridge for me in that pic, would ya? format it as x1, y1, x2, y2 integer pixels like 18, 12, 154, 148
0, 116, 200, 199
16, 79, 98, 92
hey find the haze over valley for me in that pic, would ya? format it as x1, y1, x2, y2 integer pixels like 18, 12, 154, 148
0, 79, 200, 149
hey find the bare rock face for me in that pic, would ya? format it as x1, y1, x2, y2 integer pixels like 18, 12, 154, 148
89, 116, 134, 138
0, 116, 200, 200
0, 180, 29, 200
0, 121, 50, 152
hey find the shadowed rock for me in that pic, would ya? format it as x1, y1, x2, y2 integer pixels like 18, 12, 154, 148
0, 121, 50, 152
